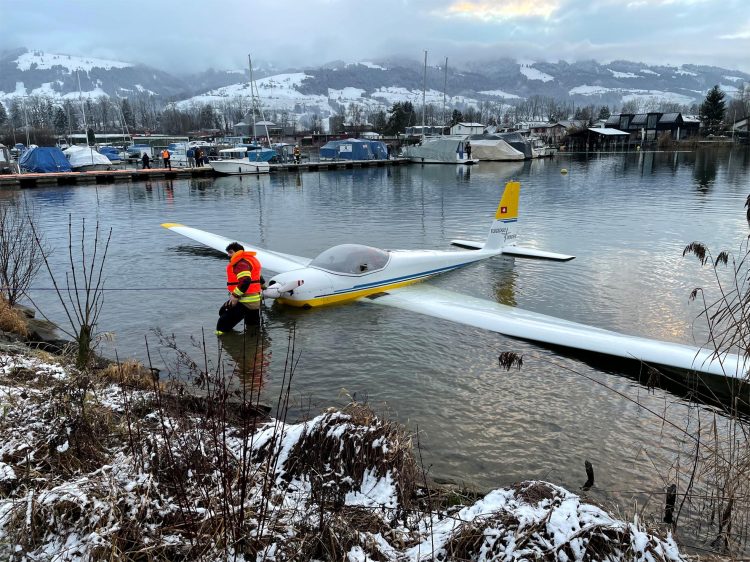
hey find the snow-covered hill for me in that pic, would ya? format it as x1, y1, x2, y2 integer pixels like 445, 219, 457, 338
1, 48, 748, 119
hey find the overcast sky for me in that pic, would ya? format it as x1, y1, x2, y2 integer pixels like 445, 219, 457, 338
2, 0, 749, 74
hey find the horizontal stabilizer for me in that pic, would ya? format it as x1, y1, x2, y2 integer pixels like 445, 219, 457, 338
451, 239, 484, 250
502, 246, 575, 261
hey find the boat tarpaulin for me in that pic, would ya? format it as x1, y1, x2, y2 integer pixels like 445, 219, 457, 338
19, 147, 72, 173
320, 139, 387, 161
64, 146, 112, 169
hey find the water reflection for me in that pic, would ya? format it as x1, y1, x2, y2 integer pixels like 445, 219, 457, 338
694, 150, 718, 191
218, 328, 271, 392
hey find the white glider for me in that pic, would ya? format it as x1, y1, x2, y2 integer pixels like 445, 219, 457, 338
162, 181, 744, 379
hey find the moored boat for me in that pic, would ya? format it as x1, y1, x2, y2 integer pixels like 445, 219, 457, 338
208, 148, 271, 175
402, 136, 478, 164
64, 146, 113, 171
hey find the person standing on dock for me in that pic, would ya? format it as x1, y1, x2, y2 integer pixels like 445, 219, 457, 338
195, 148, 203, 167
161, 148, 171, 170
216, 242, 264, 335
187, 147, 195, 167
141, 152, 151, 169
294, 144, 301, 164
466, 141, 472, 160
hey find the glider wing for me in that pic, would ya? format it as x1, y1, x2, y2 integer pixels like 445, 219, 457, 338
161, 223, 310, 273
366, 285, 744, 378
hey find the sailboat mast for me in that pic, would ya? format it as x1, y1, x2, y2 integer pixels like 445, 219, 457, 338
248, 54, 271, 148
442, 57, 448, 131
422, 50, 427, 139
77, 70, 88, 138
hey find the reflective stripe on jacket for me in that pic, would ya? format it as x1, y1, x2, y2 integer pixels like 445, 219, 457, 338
226, 250, 262, 303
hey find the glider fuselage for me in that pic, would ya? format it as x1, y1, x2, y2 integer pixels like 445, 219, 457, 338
270, 246, 499, 307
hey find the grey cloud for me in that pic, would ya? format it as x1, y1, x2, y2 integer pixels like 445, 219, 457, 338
0, 0, 747, 73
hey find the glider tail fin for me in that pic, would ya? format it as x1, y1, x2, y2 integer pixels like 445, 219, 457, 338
484, 180, 520, 251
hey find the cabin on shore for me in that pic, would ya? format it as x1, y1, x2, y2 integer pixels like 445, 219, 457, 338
450, 122, 485, 136
604, 112, 700, 143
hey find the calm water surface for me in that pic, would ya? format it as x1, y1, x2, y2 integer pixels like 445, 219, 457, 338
5, 147, 750, 545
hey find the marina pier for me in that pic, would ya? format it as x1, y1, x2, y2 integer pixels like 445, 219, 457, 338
0, 158, 412, 188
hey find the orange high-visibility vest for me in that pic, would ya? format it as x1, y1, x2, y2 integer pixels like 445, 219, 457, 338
162, 150, 170, 159
226, 250, 262, 302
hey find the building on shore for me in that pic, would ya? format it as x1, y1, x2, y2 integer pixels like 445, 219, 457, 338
604, 112, 700, 143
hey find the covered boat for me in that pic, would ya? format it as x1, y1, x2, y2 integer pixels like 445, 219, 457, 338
64, 146, 113, 171
320, 139, 387, 161
19, 147, 72, 173
467, 135, 525, 161
402, 136, 477, 164
98, 146, 123, 162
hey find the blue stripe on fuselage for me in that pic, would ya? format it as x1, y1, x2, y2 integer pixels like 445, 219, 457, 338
317, 260, 476, 297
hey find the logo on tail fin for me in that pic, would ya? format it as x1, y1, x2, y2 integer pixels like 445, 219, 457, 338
495, 181, 520, 223
485, 181, 521, 250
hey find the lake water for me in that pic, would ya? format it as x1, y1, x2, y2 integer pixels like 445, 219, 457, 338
4, 146, 750, 549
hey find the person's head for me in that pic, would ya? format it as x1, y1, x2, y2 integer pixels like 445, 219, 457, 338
225, 242, 244, 257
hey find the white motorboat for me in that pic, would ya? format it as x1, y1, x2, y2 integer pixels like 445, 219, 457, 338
208, 147, 271, 175
531, 137, 556, 158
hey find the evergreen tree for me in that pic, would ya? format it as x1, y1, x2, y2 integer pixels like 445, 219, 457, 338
120, 98, 135, 129
53, 107, 68, 134
0, 102, 7, 127
384, 102, 415, 136
700, 85, 726, 135
598, 106, 611, 120
450, 109, 463, 126
371, 110, 387, 133
198, 104, 215, 129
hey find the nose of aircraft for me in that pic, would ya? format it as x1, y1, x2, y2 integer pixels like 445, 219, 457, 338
264, 268, 334, 305
263, 276, 305, 299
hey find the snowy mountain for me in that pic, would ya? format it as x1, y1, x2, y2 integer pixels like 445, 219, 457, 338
1, 48, 748, 117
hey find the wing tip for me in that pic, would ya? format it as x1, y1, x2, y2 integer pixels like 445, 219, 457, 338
161, 222, 184, 229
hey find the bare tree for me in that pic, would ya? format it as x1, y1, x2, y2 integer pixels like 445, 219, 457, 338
0, 203, 47, 306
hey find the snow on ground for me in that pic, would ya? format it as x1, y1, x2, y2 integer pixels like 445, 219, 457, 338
15, 51, 132, 72
608, 69, 641, 79
328, 87, 366, 101
569, 85, 614, 95
640, 69, 660, 76
674, 68, 698, 76
0, 351, 688, 561
720, 83, 741, 95
359, 62, 387, 70
520, 64, 554, 82
372, 87, 478, 108
569, 85, 696, 105
176, 72, 333, 112
479, 89, 521, 99
621, 89, 695, 105
723, 75, 746, 82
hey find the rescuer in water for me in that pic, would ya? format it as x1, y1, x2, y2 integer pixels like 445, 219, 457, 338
216, 242, 264, 335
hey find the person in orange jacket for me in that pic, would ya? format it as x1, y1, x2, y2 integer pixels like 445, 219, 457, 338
161, 148, 171, 170
216, 242, 264, 335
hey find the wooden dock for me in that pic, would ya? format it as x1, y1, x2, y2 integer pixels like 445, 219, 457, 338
0, 158, 411, 189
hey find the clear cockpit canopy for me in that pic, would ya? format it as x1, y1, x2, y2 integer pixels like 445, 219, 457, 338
309, 244, 390, 275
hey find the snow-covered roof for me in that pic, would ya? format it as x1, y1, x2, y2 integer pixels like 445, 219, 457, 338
587, 127, 629, 136
456, 122, 484, 127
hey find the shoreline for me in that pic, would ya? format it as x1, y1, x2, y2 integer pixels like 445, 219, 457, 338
0, 305, 696, 560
